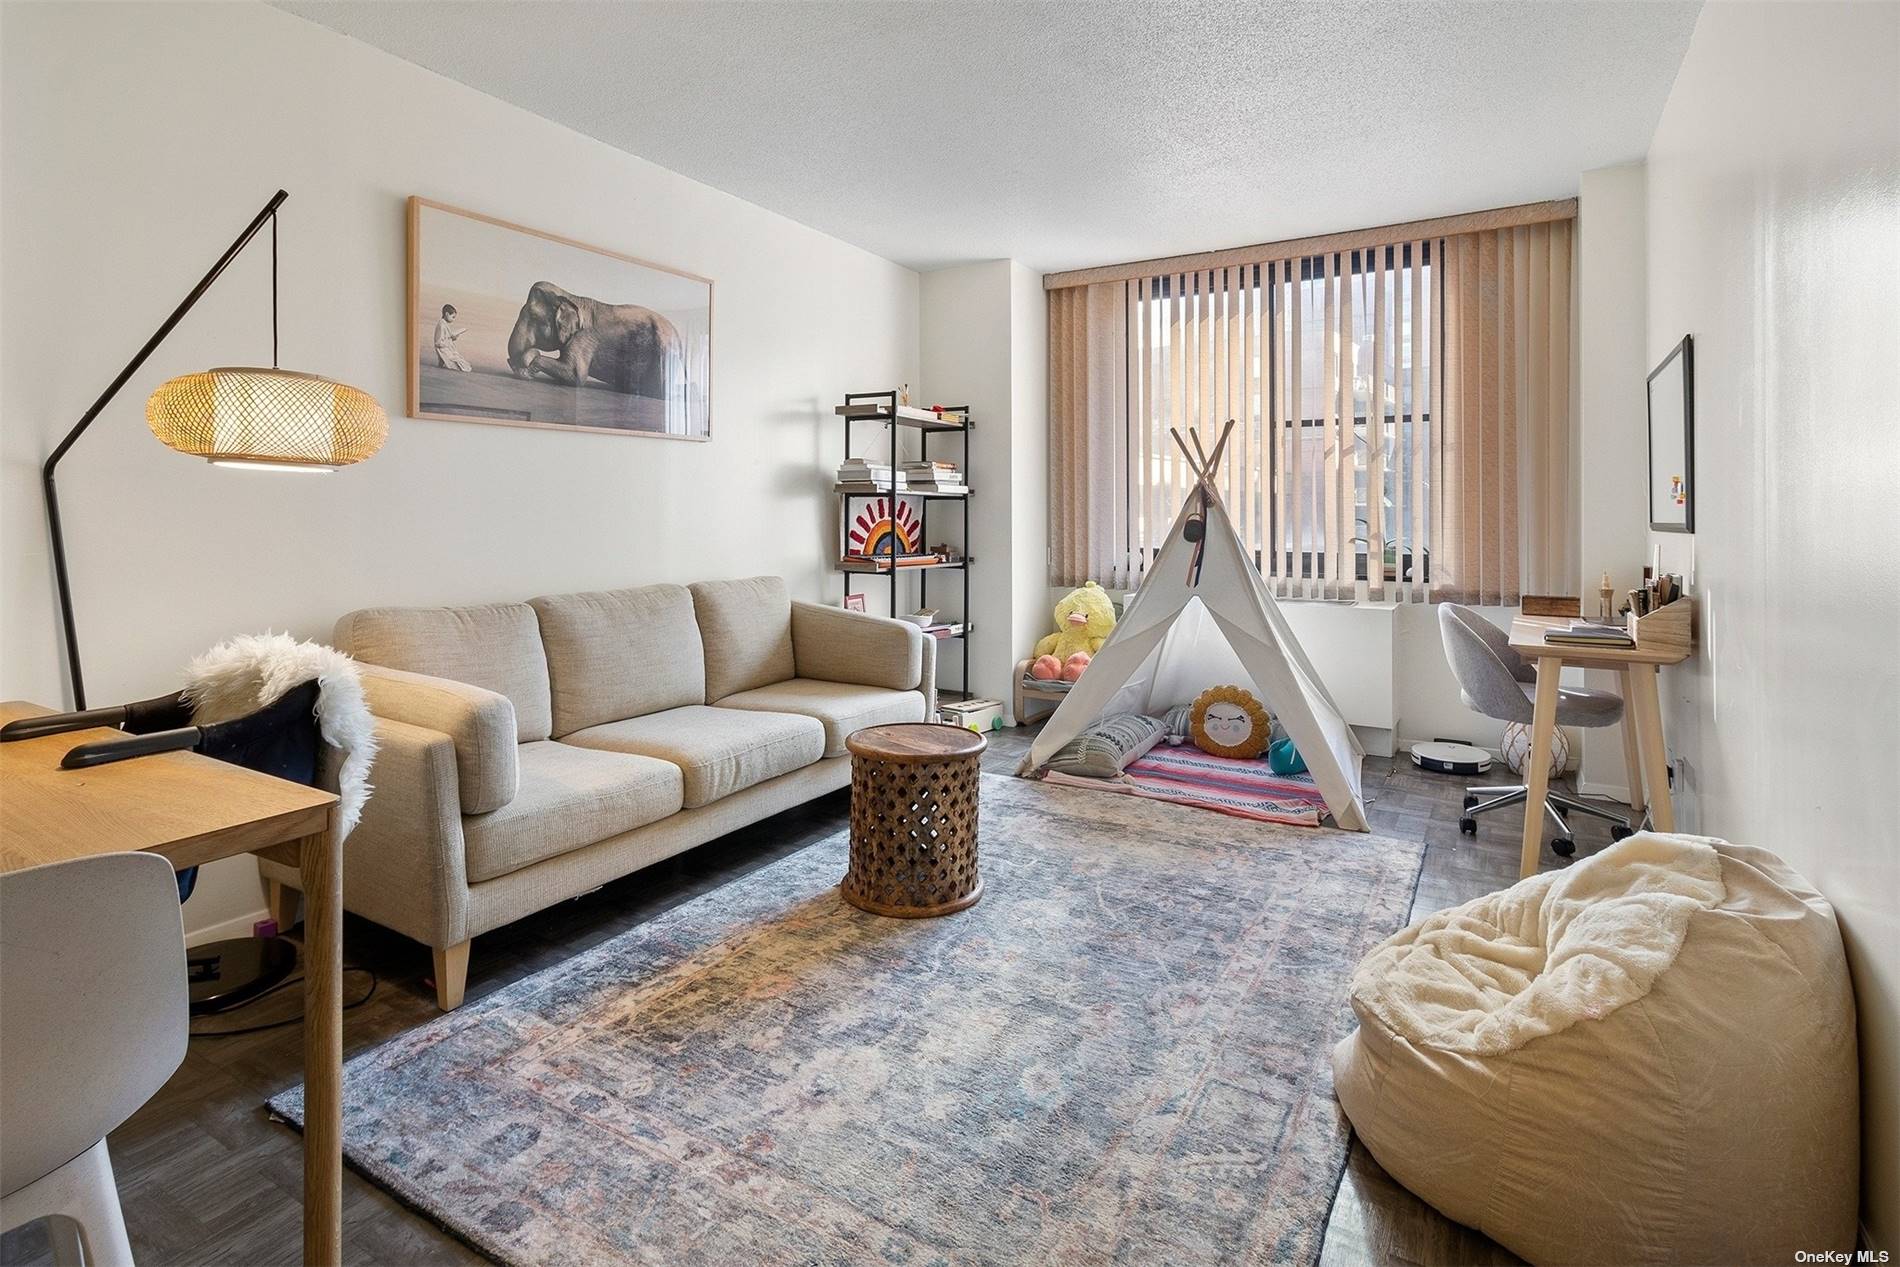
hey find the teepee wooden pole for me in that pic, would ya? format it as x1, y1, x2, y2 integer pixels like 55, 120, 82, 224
1205, 419, 1237, 479
1169, 427, 1203, 478
1190, 428, 1211, 475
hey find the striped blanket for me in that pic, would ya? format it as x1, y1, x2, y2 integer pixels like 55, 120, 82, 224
1042, 744, 1331, 827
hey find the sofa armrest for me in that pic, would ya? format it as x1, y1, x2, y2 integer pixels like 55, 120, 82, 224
257, 715, 470, 949
789, 601, 925, 693
357, 663, 517, 814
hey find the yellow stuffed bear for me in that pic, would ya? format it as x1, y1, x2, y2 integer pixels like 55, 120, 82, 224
1033, 582, 1117, 662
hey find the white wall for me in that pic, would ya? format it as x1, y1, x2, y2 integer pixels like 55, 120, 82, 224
1, 1, 919, 939
1575, 163, 1650, 799
1007, 263, 1049, 697
1643, 1, 1900, 1247
918, 260, 1045, 711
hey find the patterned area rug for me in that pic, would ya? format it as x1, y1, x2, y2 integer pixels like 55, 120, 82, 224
272, 774, 1422, 1267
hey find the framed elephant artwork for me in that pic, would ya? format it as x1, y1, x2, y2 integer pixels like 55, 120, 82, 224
407, 197, 711, 439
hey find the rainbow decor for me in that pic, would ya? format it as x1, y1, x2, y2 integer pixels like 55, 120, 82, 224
847, 497, 923, 558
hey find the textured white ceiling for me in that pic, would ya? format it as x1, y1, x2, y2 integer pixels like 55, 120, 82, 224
276, 0, 1701, 273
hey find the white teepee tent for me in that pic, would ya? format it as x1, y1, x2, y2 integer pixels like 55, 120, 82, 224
1019, 422, 1370, 832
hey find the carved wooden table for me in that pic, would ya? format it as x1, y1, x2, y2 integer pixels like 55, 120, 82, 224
841, 723, 986, 917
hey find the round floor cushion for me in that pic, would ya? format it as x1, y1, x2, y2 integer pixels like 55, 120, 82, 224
1331, 833, 1858, 1265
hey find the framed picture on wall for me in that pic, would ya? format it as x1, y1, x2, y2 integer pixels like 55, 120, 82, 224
1646, 334, 1694, 532
407, 197, 711, 439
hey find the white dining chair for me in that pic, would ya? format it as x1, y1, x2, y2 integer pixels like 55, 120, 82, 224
1, 851, 189, 1266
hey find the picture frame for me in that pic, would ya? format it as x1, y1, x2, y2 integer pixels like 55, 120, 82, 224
842, 593, 866, 613
407, 197, 712, 440
1646, 334, 1694, 533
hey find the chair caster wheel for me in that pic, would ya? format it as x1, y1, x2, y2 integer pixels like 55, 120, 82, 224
1551, 838, 1576, 858
1459, 817, 1477, 836
1609, 825, 1634, 842
1463, 794, 1479, 810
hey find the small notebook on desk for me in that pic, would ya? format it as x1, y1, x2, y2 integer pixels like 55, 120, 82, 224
1543, 621, 1636, 648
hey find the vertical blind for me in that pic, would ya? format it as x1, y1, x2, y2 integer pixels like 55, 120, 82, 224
1048, 215, 1575, 605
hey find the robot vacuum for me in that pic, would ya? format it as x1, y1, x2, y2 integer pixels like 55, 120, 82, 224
1410, 741, 1493, 776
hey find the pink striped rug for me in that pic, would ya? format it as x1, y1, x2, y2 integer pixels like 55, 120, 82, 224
1120, 745, 1330, 825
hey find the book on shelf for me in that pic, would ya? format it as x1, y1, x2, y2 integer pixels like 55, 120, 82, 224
921, 622, 966, 639
833, 402, 966, 426
839, 552, 946, 573
837, 459, 905, 491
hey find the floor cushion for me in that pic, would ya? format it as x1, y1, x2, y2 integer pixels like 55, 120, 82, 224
463, 741, 683, 883
560, 705, 823, 809
714, 678, 925, 756
1331, 833, 1858, 1266
1043, 712, 1165, 779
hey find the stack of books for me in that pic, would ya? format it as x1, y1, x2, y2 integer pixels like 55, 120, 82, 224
901, 461, 966, 494
836, 458, 904, 491
1543, 621, 1635, 648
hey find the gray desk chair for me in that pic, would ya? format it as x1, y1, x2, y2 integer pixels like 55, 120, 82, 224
1, 852, 189, 1266
1438, 604, 1634, 859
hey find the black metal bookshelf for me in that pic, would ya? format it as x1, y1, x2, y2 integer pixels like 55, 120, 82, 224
836, 390, 971, 702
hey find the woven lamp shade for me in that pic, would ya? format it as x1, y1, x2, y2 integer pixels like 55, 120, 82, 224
147, 367, 386, 469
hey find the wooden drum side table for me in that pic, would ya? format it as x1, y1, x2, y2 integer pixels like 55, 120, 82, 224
842, 723, 986, 917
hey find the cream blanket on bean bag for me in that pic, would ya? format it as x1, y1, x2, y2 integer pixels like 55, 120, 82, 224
1332, 833, 1858, 1266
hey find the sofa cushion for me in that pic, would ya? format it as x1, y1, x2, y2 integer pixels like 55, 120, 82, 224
529, 584, 705, 736
462, 740, 683, 883
689, 577, 795, 702
336, 602, 553, 743
561, 705, 823, 809
716, 678, 926, 757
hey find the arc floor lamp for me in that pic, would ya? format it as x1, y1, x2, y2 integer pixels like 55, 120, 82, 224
42, 188, 387, 708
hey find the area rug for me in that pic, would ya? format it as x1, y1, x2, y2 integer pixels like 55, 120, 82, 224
272, 774, 1423, 1267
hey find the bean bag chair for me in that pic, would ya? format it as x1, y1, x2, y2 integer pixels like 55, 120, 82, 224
1332, 833, 1858, 1265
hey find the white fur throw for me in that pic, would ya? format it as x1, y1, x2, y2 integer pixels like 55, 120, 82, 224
182, 632, 377, 838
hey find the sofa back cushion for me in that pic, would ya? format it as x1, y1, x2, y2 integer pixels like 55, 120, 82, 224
689, 576, 795, 701
334, 602, 552, 742
529, 584, 705, 736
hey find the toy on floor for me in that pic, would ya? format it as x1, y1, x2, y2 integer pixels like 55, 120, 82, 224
1189, 685, 1271, 760
1033, 582, 1116, 664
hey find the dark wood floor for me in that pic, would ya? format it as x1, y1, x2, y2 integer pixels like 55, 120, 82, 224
2, 726, 1631, 1267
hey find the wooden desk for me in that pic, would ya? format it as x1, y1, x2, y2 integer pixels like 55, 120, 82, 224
1505, 619, 1692, 879
0, 701, 344, 1265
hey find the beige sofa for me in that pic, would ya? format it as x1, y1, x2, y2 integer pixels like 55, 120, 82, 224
260, 576, 934, 1009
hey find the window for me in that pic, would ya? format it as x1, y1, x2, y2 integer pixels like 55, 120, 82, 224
1048, 208, 1574, 605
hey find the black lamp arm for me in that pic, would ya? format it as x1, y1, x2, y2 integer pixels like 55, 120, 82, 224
42, 188, 289, 710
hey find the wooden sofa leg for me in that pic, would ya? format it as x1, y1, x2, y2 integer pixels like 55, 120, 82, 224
267, 880, 301, 932
431, 940, 471, 1011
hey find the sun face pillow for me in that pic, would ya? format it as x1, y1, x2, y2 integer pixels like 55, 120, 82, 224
1032, 581, 1117, 663
1190, 685, 1272, 759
